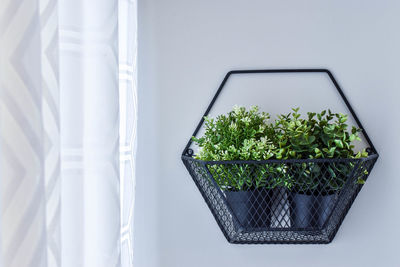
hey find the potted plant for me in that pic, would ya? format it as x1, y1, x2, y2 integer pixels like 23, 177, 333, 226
273, 108, 368, 229
182, 69, 378, 244
192, 106, 278, 229
192, 106, 368, 230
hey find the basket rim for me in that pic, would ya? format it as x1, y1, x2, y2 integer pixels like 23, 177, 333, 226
182, 152, 378, 165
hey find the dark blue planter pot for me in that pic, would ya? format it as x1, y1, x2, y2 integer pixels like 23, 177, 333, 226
225, 188, 274, 230
289, 191, 338, 229
317, 193, 338, 227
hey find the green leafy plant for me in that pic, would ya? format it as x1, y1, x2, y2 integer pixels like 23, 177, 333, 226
192, 106, 368, 192
192, 106, 277, 190
192, 106, 275, 161
273, 108, 366, 160
272, 108, 368, 193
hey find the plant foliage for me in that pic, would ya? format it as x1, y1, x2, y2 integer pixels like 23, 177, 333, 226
192, 106, 368, 192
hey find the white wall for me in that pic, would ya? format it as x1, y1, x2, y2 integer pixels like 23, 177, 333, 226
135, 1, 400, 267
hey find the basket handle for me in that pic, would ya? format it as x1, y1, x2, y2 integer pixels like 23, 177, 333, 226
182, 69, 377, 156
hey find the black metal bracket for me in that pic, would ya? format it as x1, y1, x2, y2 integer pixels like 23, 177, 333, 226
181, 69, 379, 244
182, 69, 377, 156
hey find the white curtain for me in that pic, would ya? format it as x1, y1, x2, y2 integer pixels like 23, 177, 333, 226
0, 0, 137, 266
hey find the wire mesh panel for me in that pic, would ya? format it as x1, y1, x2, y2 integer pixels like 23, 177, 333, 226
181, 69, 379, 244
182, 155, 377, 243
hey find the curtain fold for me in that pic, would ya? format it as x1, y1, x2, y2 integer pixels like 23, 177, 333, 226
0, 0, 136, 266
59, 1, 121, 266
118, 0, 137, 265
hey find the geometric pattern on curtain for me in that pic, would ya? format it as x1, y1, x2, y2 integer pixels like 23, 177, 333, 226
0, 1, 48, 267
0, 0, 136, 266
40, 0, 61, 266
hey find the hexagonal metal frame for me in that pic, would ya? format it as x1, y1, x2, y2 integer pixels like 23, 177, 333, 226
181, 69, 379, 244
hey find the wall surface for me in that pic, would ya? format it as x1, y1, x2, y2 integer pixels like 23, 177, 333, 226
135, 1, 400, 267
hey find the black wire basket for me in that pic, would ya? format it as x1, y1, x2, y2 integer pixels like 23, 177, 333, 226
181, 69, 378, 244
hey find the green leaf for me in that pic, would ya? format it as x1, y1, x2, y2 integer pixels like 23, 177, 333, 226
356, 178, 365, 185
334, 139, 343, 148
339, 115, 348, 123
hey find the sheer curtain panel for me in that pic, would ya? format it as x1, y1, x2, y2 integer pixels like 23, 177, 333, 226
0, 0, 137, 266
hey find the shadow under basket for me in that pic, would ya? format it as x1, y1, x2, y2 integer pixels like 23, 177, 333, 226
181, 69, 379, 244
